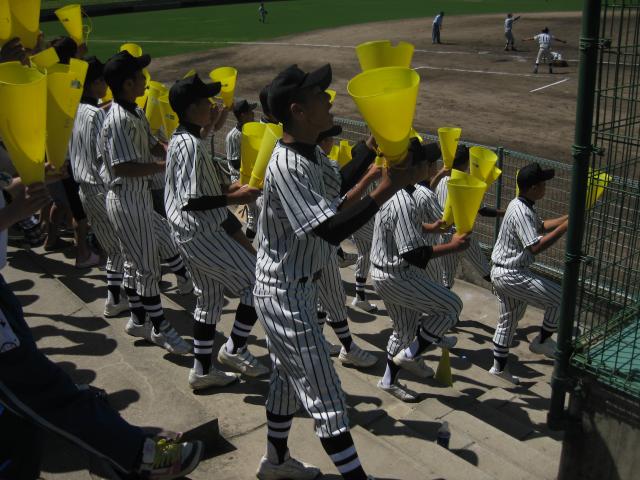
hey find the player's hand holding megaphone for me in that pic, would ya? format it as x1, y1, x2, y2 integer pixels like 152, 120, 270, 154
227, 184, 260, 205
449, 232, 471, 252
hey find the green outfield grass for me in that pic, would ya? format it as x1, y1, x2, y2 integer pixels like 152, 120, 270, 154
41, 0, 583, 59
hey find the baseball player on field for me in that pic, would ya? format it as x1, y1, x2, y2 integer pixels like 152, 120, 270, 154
254, 63, 421, 480
524, 27, 567, 74
504, 13, 521, 51
165, 75, 269, 390
100, 51, 192, 355
69, 56, 129, 319
371, 142, 469, 402
489, 163, 568, 384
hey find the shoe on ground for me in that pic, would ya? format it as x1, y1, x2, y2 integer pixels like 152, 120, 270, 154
529, 333, 557, 359
125, 317, 152, 340
435, 335, 458, 349
176, 275, 194, 295
488, 365, 520, 385
188, 368, 239, 390
75, 251, 102, 269
377, 380, 419, 402
138, 436, 203, 479
392, 351, 434, 379
256, 455, 321, 480
338, 252, 358, 268
151, 326, 192, 355
327, 341, 342, 356
104, 296, 129, 318
218, 346, 270, 377
339, 344, 377, 368
351, 297, 378, 313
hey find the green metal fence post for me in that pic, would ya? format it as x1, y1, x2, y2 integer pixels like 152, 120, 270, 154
493, 147, 505, 244
548, 0, 602, 430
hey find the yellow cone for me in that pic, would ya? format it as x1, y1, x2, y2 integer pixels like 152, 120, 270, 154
250, 123, 283, 188
240, 122, 266, 184
469, 146, 498, 182
326, 88, 336, 104
54, 4, 85, 46
328, 144, 339, 161
158, 93, 178, 137
336, 140, 353, 168
45, 58, 88, 169
485, 166, 502, 188
515, 169, 520, 197
9, 0, 40, 49
586, 169, 611, 209
448, 174, 487, 234
146, 81, 169, 137
355, 40, 415, 71
434, 348, 453, 387
0, 0, 12, 46
119, 42, 143, 57
441, 169, 467, 225
438, 127, 461, 169
348, 66, 420, 165
0, 61, 47, 184
183, 69, 196, 79
209, 66, 237, 108
30, 47, 59, 69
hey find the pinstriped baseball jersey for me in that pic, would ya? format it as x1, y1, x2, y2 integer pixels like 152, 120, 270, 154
100, 102, 158, 191
321, 155, 343, 201
69, 101, 107, 187
165, 126, 228, 241
255, 142, 341, 288
370, 186, 428, 271
352, 183, 376, 242
534, 33, 553, 47
414, 183, 443, 244
225, 126, 241, 169
491, 197, 543, 271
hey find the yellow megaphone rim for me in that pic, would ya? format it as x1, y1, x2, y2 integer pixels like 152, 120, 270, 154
355, 40, 415, 71
120, 42, 143, 57
209, 66, 238, 108
30, 47, 60, 69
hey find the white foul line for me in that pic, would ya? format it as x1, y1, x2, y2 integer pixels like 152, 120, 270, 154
414, 65, 535, 78
529, 77, 569, 93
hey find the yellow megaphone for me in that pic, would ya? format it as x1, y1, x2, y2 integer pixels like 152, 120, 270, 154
146, 80, 169, 137
8, 0, 40, 49
120, 42, 143, 57
326, 89, 336, 104
586, 169, 611, 209
438, 127, 461, 169
469, 146, 497, 182
101, 86, 113, 105
209, 66, 237, 108
336, 140, 352, 168
515, 169, 520, 197
30, 47, 59, 69
447, 174, 487, 234
0, 61, 46, 184
55, 4, 91, 47
46, 58, 88, 169
240, 122, 266, 184
249, 123, 283, 188
355, 40, 415, 71
183, 69, 196, 79
409, 127, 423, 143
328, 144, 339, 161
441, 169, 468, 225
158, 94, 179, 137
348, 66, 420, 164
485, 166, 502, 188
0, 0, 12, 46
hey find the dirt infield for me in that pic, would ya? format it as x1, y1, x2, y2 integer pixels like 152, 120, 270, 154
151, 12, 581, 162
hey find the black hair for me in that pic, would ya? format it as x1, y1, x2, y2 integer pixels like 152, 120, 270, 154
543, 27, 550, 33
281, 86, 316, 129
109, 70, 141, 96
452, 145, 470, 170
49, 36, 77, 65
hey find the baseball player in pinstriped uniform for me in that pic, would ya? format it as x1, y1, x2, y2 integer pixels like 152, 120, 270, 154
371, 142, 469, 402
165, 75, 269, 390
434, 146, 501, 288
100, 51, 191, 355
504, 13, 521, 51
254, 64, 419, 480
225, 99, 260, 239
524, 27, 567, 74
68, 56, 129, 318
489, 163, 568, 384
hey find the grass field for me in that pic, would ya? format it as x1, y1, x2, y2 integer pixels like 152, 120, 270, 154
41, 0, 583, 59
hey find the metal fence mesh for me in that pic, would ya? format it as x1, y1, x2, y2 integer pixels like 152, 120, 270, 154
570, 0, 640, 396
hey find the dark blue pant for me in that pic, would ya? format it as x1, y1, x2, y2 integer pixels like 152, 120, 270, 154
432, 25, 441, 44
0, 276, 145, 478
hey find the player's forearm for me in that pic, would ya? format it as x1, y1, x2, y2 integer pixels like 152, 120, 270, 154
543, 215, 568, 231
430, 168, 449, 191
530, 222, 568, 254
113, 162, 164, 178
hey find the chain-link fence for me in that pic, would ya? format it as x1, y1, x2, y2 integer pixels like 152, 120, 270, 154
567, 0, 640, 397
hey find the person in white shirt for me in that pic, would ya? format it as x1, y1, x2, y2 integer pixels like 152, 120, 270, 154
432, 11, 444, 44
504, 13, 521, 51
524, 27, 567, 74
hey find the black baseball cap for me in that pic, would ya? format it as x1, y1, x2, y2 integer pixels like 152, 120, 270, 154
259, 84, 271, 114
452, 145, 470, 169
517, 162, 555, 191
317, 125, 342, 143
233, 98, 258, 117
267, 64, 332, 123
169, 73, 221, 117
85, 56, 105, 84
103, 50, 151, 91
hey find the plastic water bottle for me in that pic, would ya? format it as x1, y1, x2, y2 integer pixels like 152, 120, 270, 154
437, 421, 450, 449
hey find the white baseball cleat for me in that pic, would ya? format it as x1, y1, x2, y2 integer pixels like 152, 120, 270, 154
188, 368, 239, 390
377, 380, 419, 402
351, 297, 378, 313
529, 334, 556, 359
104, 296, 129, 318
218, 346, 270, 377
256, 455, 321, 480
125, 317, 151, 340
176, 275, 194, 295
435, 335, 458, 349
392, 351, 435, 379
488, 365, 521, 385
339, 344, 378, 368
151, 326, 192, 355
338, 252, 358, 268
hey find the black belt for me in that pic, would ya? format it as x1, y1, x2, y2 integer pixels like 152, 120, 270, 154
299, 270, 322, 283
